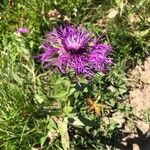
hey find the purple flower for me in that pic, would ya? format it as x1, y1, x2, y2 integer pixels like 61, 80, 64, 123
16, 27, 29, 34
37, 25, 112, 76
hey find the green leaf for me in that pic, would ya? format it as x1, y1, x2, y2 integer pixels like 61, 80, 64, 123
69, 87, 76, 95
34, 94, 45, 104
52, 90, 68, 99
137, 0, 146, 7
57, 120, 70, 150
63, 106, 73, 115
55, 77, 66, 85
40, 135, 48, 148
52, 80, 70, 99
118, 84, 127, 95
47, 118, 57, 130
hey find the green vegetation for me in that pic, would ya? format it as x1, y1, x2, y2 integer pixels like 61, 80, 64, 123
0, 0, 150, 149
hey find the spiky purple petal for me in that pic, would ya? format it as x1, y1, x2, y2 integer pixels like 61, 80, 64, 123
37, 25, 112, 76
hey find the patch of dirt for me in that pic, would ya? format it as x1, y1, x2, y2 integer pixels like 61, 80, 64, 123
120, 57, 150, 150
128, 57, 150, 115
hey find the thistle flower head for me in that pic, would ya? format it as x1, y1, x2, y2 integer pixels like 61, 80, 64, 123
59, 26, 91, 53
16, 27, 29, 34
38, 25, 112, 76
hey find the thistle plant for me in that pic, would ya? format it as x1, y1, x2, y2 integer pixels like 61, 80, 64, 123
35, 24, 113, 149
37, 25, 112, 76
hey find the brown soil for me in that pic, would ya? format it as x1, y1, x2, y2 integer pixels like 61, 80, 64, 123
129, 57, 150, 115
121, 57, 150, 150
